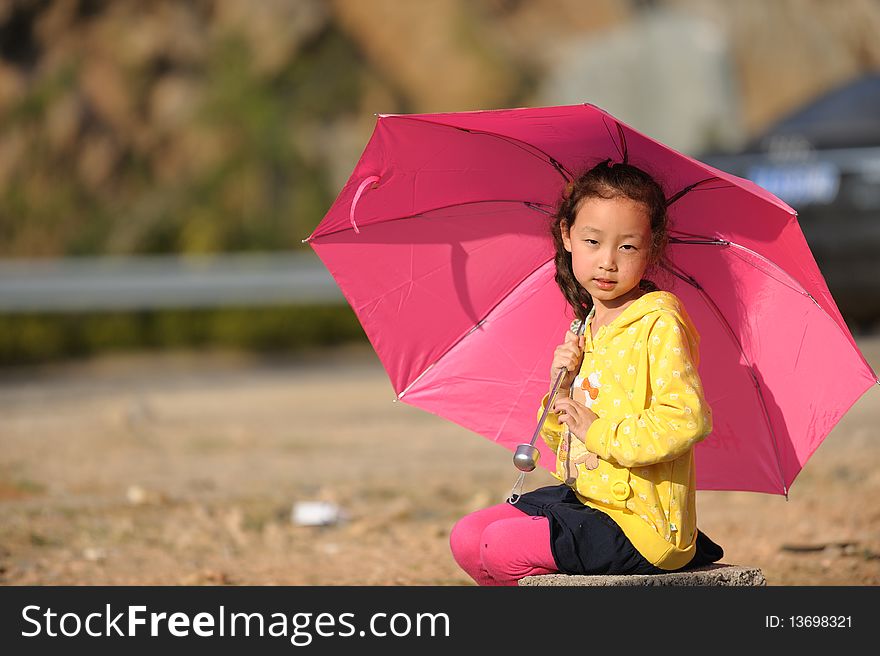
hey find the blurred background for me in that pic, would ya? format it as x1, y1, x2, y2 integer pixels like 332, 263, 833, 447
2, 0, 879, 586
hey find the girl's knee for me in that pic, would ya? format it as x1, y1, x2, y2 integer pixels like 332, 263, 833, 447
449, 505, 515, 557
478, 521, 522, 581
448, 513, 482, 563
479, 517, 554, 583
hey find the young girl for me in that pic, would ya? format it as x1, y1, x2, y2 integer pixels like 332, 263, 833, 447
449, 159, 723, 585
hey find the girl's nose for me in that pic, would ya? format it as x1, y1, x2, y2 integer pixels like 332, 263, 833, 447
599, 251, 616, 270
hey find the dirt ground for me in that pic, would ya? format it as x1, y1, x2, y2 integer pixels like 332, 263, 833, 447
1, 337, 879, 586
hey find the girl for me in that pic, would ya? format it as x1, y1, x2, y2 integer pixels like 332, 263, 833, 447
449, 160, 723, 585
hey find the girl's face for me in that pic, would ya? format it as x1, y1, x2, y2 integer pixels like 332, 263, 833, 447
561, 196, 653, 309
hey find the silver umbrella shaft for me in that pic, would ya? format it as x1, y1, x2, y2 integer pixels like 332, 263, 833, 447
513, 318, 586, 472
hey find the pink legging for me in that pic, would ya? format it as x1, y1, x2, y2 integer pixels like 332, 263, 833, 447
449, 502, 559, 586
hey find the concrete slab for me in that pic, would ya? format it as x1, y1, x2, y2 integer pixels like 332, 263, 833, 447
518, 563, 766, 586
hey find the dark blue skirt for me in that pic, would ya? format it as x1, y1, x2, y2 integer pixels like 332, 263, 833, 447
511, 484, 723, 575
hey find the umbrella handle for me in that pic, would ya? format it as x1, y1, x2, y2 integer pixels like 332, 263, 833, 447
510, 318, 587, 478
528, 317, 588, 448
508, 363, 572, 502
530, 366, 569, 447
511, 366, 568, 474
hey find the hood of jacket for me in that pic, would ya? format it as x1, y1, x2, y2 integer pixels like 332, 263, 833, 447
592, 290, 701, 365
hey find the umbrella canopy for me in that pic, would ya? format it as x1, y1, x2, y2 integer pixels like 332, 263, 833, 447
306, 103, 878, 496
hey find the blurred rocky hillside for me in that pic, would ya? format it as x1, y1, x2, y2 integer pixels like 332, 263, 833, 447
1, 0, 879, 258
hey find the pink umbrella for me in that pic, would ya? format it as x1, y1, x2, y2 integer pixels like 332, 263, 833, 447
305, 103, 878, 496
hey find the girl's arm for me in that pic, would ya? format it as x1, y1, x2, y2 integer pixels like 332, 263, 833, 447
582, 314, 712, 468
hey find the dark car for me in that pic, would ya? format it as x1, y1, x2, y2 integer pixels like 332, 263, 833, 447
699, 74, 880, 332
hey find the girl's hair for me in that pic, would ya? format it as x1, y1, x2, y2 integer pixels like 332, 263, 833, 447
550, 159, 669, 322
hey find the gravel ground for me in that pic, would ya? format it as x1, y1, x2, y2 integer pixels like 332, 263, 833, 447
1, 338, 878, 586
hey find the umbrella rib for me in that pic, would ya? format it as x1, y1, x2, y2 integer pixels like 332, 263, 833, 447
660, 257, 789, 497
673, 235, 836, 310
397, 257, 555, 400
724, 240, 878, 381
665, 177, 731, 206
601, 116, 629, 164
385, 115, 574, 181
667, 236, 880, 493
307, 199, 556, 241
725, 242, 823, 307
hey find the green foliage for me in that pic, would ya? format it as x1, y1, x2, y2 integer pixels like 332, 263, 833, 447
0, 16, 369, 258
0, 12, 380, 362
0, 306, 367, 366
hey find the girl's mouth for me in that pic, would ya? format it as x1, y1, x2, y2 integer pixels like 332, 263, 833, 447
593, 278, 616, 290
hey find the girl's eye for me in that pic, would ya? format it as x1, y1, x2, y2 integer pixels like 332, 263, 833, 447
621, 244, 636, 251
584, 239, 598, 245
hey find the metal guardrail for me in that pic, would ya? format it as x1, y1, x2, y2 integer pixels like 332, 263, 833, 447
0, 251, 344, 313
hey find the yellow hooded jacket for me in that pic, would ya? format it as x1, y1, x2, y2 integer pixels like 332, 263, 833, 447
538, 290, 712, 570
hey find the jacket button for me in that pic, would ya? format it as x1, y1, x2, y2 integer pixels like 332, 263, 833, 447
611, 481, 631, 501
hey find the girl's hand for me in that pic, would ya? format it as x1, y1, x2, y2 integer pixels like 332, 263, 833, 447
553, 396, 598, 444
550, 329, 586, 394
